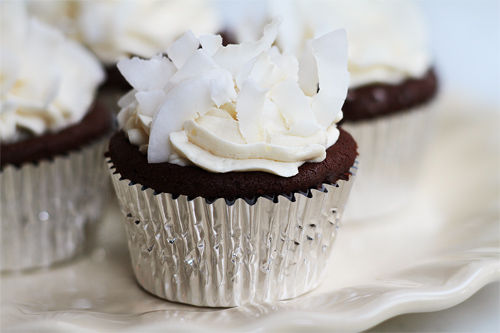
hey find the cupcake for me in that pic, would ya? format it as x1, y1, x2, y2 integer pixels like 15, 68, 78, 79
107, 18, 358, 307
0, 3, 112, 271
224, 1, 439, 219
325, 2, 439, 219
27, 0, 223, 112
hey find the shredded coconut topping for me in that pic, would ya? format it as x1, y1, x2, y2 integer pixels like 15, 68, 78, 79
117, 17, 349, 177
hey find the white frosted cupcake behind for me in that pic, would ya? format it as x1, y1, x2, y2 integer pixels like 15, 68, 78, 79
0, 2, 110, 271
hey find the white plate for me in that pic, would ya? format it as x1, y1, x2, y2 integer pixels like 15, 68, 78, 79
1, 94, 499, 332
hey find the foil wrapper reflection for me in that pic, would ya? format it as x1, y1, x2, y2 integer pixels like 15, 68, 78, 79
108, 158, 357, 307
0, 139, 110, 271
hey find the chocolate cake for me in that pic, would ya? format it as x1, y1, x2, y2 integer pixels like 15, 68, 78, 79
342, 69, 438, 122
107, 127, 357, 201
1, 104, 113, 169
340, 67, 439, 220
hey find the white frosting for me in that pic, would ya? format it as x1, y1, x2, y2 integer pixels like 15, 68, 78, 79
26, 0, 79, 37
227, 0, 431, 88
64, 0, 220, 65
0, 2, 104, 144
117, 18, 349, 177
27, 0, 221, 65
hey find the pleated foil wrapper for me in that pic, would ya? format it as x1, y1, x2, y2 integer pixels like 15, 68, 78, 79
108, 158, 357, 307
0, 139, 110, 272
342, 103, 436, 221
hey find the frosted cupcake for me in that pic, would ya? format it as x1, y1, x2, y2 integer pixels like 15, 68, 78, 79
27, 0, 222, 112
225, 1, 439, 219
107, 18, 358, 307
325, 1, 439, 219
0, 3, 111, 271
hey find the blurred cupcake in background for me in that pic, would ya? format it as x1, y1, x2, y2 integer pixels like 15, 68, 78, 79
0, 2, 112, 271
107, 18, 358, 306
27, 0, 222, 112
223, 0, 439, 220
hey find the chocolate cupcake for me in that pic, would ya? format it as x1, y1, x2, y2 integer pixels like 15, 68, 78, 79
341, 69, 438, 220
225, 1, 439, 219
0, 3, 112, 271
326, 2, 439, 219
107, 18, 358, 306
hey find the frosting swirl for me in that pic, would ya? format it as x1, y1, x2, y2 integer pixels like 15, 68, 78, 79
117, 18, 349, 177
0, 2, 104, 144
226, 0, 431, 88
28, 0, 221, 66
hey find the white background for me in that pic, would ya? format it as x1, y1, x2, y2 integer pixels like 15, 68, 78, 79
371, 1, 499, 331
421, 0, 499, 106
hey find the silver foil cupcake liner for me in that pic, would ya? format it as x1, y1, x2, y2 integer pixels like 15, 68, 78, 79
342, 103, 436, 221
108, 158, 357, 307
0, 139, 110, 272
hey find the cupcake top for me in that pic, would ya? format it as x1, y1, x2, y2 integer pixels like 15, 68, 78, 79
0, 2, 104, 144
117, 17, 349, 178
28, 0, 221, 66
226, 0, 431, 88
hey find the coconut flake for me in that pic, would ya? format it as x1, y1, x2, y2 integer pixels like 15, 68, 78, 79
148, 68, 235, 163
166, 30, 199, 69
269, 50, 299, 82
199, 34, 222, 56
135, 90, 166, 117
269, 78, 321, 137
236, 78, 268, 143
212, 16, 281, 77
298, 40, 318, 96
169, 49, 218, 84
311, 29, 349, 127
117, 56, 175, 91
210, 75, 236, 107
235, 51, 270, 89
